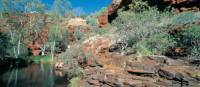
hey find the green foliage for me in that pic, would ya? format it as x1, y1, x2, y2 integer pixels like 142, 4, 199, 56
189, 46, 200, 59
180, 25, 200, 46
0, 32, 11, 59
48, 26, 65, 42
59, 45, 91, 66
67, 77, 81, 87
62, 49, 83, 87
0, 0, 49, 59
86, 16, 99, 27
0, 14, 32, 58
133, 33, 175, 55
174, 24, 200, 59
128, 0, 150, 12
66, 65, 83, 79
112, 8, 175, 56
1, 0, 46, 13
92, 27, 109, 35
74, 26, 86, 43
31, 55, 55, 64
170, 12, 200, 25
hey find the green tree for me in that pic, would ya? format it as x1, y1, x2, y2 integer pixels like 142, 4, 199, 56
0, 0, 47, 59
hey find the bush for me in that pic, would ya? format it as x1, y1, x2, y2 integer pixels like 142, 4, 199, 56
0, 32, 11, 59
189, 46, 200, 60
176, 24, 200, 59
74, 26, 86, 43
112, 8, 175, 56
180, 24, 200, 46
66, 65, 83, 79
132, 33, 175, 56
170, 12, 200, 25
91, 25, 111, 35
67, 77, 81, 87
86, 16, 99, 27
48, 24, 68, 53
128, 0, 150, 12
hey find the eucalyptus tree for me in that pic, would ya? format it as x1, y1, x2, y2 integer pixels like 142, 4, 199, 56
0, 0, 47, 59
48, 0, 72, 60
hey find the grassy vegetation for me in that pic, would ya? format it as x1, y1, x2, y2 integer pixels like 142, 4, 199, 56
31, 55, 56, 64
111, 8, 175, 56
67, 77, 82, 87
170, 12, 200, 25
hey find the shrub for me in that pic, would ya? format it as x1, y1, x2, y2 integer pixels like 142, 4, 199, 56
132, 33, 175, 56
66, 65, 83, 79
128, 0, 150, 12
176, 24, 200, 59
48, 24, 68, 53
170, 12, 200, 25
86, 16, 99, 27
59, 46, 80, 65
189, 46, 200, 60
0, 32, 11, 59
67, 77, 81, 87
112, 8, 175, 56
91, 26, 111, 35
179, 24, 200, 46
74, 26, 86, 43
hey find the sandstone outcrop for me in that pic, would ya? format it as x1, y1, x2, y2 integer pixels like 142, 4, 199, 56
81, 54, 200, 87
99, 0, 132, 27
77, 35, 200, 87
67, 17, 87, 33
99, 0, 200, 27
67, 17, 91, 45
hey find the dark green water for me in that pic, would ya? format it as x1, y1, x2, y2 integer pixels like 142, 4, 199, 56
0, 64, 68, 87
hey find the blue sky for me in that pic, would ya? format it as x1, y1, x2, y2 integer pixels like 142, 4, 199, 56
43, 0, 112, 14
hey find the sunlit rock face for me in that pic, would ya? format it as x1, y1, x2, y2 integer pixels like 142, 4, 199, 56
98, 0, 132, 27
67, 17, 91, 45
99, 0, 200, 27
108, 0, 132, 21
83, 35, 114, 55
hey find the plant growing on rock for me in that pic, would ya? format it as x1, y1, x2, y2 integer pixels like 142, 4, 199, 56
112, 8, 175, 56
170, 12, 200, 25
175, 24, 200, 59
128, 0, 150, 12
86, 16, 99, 27
67, 77, 81, 87
132, 33, 175, 56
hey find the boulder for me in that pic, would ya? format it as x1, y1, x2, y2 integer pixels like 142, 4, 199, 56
83, 36, 114, 55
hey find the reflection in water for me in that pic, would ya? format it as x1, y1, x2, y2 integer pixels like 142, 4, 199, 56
0, 64, 68, 87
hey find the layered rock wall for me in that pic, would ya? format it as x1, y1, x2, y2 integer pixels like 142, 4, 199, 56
99, 0, 200, 27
